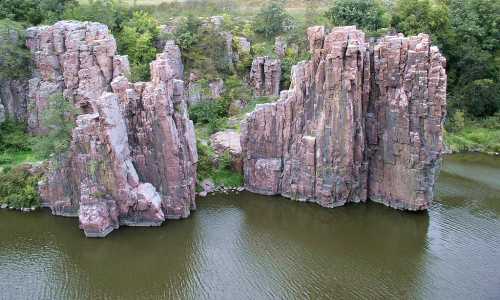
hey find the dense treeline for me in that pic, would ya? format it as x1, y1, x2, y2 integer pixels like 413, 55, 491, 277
0, 0, 498, 152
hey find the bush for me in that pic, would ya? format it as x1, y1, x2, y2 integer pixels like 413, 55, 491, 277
0, 19, 30, 80
118, 11, 159, 81
0, 0, 76, 25
63, 0, 130, 32
31, 93, 79, 160
253, 0, 293, 40
0, 119, 31, 153
325, 0, 390, 32
0, 165, 41, 209
196, 141, 243, 188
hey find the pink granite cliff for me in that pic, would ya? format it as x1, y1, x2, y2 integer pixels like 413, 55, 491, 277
241, 26, 447, 211
31, 21, 196, 237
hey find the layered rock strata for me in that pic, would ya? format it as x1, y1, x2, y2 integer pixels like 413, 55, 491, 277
241, 26, 446, 211
249, 57, 282, 97
33, 21, 197, 236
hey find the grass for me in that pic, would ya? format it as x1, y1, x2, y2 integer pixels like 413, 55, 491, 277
445, 116, 500, 154
0, 151, 37, 171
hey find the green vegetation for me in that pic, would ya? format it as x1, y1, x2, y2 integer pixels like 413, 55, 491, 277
0, 0, 76, 25
118, 11, 159, 81
0, 120, 34, 169
446, 113, 500, 154
31, 93, 79, 160
196, 141, 243, 188
0, 165, 41, 209
0, 19, 30, 80
253, 0, 292, 39
324, 0, 390, 32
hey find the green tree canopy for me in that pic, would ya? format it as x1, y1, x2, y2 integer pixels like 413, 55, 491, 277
324, 0, 390, 32
253, 0, 292, 40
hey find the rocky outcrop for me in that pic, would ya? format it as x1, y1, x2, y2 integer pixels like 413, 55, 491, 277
249, 57, 281, 97
275, 36, 287, 58
34, 21, 197, 237
0, 79, 28, 123
162, 40, 183, 80
25, 21, 129, 134
241, 26, 447, 211
209, 79, 224, 99
210, 130, 243, 172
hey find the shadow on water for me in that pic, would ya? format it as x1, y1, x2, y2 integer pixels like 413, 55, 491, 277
0, 153, 499, 299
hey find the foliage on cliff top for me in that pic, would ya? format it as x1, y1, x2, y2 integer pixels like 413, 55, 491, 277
0, 19, 31, 80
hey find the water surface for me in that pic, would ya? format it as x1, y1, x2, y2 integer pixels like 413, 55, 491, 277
1, 153, 499, 299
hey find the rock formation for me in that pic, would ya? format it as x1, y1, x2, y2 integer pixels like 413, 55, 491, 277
30, 21, 197, 237
0, 79, 28, 124
210, 130, 243, 173
249, 57, 281, 97
241, 26, 447, 211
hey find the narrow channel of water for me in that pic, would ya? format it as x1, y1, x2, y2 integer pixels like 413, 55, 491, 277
0, 154, 499, 299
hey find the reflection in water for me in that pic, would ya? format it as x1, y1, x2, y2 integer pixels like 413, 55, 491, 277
0, 153, 499, 299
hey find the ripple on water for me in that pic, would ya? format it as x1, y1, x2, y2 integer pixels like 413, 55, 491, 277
0, 154, 499, 299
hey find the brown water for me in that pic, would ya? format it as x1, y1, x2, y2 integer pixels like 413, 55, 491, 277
1, 153, 499, 299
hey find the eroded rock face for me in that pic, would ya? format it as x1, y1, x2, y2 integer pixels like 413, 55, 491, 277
35, 21, 197, 236
0, 79, 28, 123
241, 26, 446, 211
249, 57, 281, 97
210, 130, 243, 172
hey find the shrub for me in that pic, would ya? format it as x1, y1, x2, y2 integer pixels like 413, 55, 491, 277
0, 19, 30, 80
0, 0, 76, 25
118, 11, 159, 81
0, 119, 31, 153
253, 0, 293, 40
0, 165, 41, 209
63, 0, 130, 32
31, 93, 79, 160
325, 0, 390, 32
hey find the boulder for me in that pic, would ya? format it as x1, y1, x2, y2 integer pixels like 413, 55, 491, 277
249, 57, 281, 97
210, 130, 243, 172
241, 26, 447, 211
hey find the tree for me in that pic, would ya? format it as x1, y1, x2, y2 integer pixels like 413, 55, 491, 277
117, 11, 159, 82
253, 0, 292, 40
446, 0, 499, 117
0, 19, 30, 80
63, 0, 130, 33
324, 0, 390, 32
0, 0, 76, 25
392, 0, 449, 48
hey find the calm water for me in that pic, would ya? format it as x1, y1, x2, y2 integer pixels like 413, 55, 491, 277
1, 154, 499, 300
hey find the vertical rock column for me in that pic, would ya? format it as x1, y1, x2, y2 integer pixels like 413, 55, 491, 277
249, 56, 282, 97
34, 22, 197, 237
366, 34, 447, 210
242, 26, 370, 208
241, 26, 447, 211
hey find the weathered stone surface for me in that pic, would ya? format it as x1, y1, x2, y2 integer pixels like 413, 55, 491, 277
35, 22, 197, 236
249, 57, 281, 97
26, 21, 127, 133
275, 36, 287, 58
209, 79, 224, 99
210, 130, 243, 172
160, 40, 183, 80
366, 33, 447, 210
241, 26, 446, 211
0, 79, 28, 123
